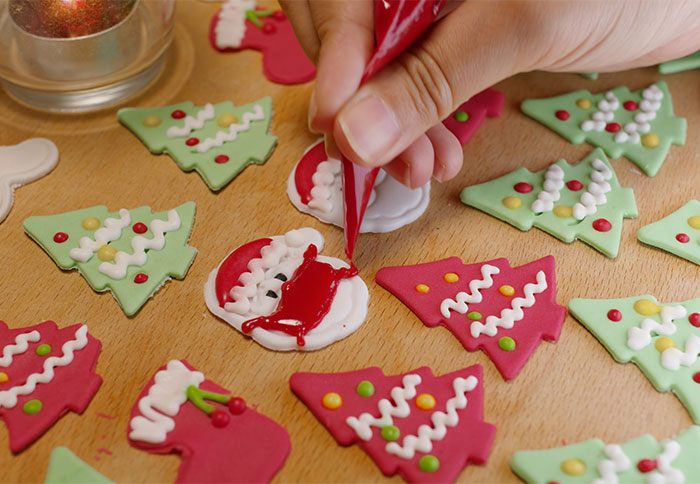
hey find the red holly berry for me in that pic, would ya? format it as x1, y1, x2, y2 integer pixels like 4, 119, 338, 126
605, 123, 622, 133
263, 22, 276, 34
555, 110, 570, 121
637, 459, 657, 473
171, 110, 186, 119
211, 409, 230, 428
623, 100, 638, 111
186, 138, 199, 147
53, 232, 68, 243
228, 397, 247, 415
132, 222, 148, 234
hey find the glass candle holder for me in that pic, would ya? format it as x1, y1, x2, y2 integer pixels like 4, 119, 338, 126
0, 0, 175, 112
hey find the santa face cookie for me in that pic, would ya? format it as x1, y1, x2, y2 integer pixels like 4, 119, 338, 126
204, 228, 369, 351
287, 140, 431, 233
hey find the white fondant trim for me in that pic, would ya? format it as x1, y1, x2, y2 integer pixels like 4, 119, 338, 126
572, 158, 612, 220
308, 160, 341, 214
627, 305, 687, 351
69, 209, 131, 262
196, 104, 265, 153
440, 264, 500, 318
166, 104, 215, 138
215, 0, 256, 49
531, 164, 564, 213
0, 330, 40, 367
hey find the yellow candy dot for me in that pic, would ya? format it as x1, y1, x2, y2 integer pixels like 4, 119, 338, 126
641, 133, 660, 148
0, 372, 7, 383
81, 217, 101, 230
655, 337, 675, 353
561, 458, 586, 476
416, 393, 436, 410
502, 196, 522, 210
553, 205, 573, 218
444, 273, 459, 283
217, 113, 239, 128
97, 245, 117, 262
416, 284, 430, 294
499, 285, 515, 296
634, 299, 662, 316
688, 216, 700, 230
322, 392, 342, 410
142, 115, 162, 127
576, 98, 592, 109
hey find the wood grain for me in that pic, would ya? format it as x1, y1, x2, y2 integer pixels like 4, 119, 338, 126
0, 2, 699, 482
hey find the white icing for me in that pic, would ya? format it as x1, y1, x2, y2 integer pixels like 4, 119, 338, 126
129, 360, 205, 444
627, 305, 687, 351
648, 439, 683, 484
440, 264, 500, 318
308, 160, 341, 214
616, 84, 663, 143
0, 330, 40, 367
470, 270, 548, 338
0, 325, 89, 409
531, 164, 564, 213
214, 0, 256, 49
166, 104, 215, 138
572, 158, 612, 220
196, 104, 265, 153
0, 138, 59, 223
581, 91, 620, 132
69, 209, 131, 262
98, 209, 181, 279
592, 444, 631, 484
662, 334, 700, 371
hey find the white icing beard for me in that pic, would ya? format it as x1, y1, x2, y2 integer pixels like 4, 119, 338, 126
203, 228, 369, 351
215, 0, 256, 49
286, 140, 430, 233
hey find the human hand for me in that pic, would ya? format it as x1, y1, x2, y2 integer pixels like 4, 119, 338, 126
281, 0, 700, 187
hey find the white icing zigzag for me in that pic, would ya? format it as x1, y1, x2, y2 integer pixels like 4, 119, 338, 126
69, 209, 131, 262
440, 264, 500, 319
662, 334, 700, 371
470, 270, 548, 338
627, 305, 687, 351
649, 439, 684, 484
0, 330, 40, 367
581, 91, 620, 132
616, 84, 664, 144
531, 164, 564, 213
592, 444, 631, 484
129, 360, 205, 444
196, 104, 265, 153
166, 104, 215, 138
215, 0, 256, 49
0, 325, 89, 409
308, 160, 341, 214
99, 209, 181, 279
572, 158, 612, 220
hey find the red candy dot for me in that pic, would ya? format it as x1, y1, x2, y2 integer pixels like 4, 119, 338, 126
637, 459, 657, 473
605, 122, 622, 133
676, 233, 690, 243
513, 182, 533, 193
566, 180, 583, 191
689, 313, 700, 327
132, 222, 148, 234
186, 137, 199, 146
211, 409, 230, 428
693, 372, 700, 383
273, 10, 286, 20
228, 397, 246, 415
53, 232, 68, 243
555, 110, 570, 121
263, 22, 276, 34
623, 100, 638, 111
593, 218, 612, 232
215, 155, 230, 164
607, 309, 622, 322
171, 110, 186, 119
134, 273, 149, 284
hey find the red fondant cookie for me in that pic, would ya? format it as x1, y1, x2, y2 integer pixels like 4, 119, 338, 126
443, 89, 504, 145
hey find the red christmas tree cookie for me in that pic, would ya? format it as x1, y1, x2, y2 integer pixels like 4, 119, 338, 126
0, 320, 102, 453
376, 256, 565, 380
128, 360, 290, 483
443, 88, 504, 145
290, 365, 496, 483
210, 0, 316, 85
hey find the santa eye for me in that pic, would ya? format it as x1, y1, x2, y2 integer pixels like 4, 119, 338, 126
274, 273, 288, 281
266, 290, 278, 298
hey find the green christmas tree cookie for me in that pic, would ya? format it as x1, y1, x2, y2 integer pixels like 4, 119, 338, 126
44, 447, 113, 484
24, 202, 197, 317
511, 426, 700, 484
659, 50, 700, 74
118, 98, 277, 191
569, 295, 700, 423
460, 148, 637, 258
521, 81, 686, 177
638, 200, 700, 265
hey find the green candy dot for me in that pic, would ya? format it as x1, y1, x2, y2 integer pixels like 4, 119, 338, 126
498, 336, 516, 351
23, 399, 42, 415
419, 455, 440, 472
36, 344, 51, 356
381, 425, 400, 441
454, 111, 469, 122
467, 311, 482, 320
356, 380, 375, 397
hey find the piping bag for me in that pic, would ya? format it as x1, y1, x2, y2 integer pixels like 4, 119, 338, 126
341, 0, 447, 260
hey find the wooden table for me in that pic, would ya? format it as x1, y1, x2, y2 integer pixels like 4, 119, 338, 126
1, 2, 699, 482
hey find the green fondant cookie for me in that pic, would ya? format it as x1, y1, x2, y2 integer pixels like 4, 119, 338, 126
579, 72, 598, 80
569, 295, 700, 423
638, 200, 700, 266
659, 50, 700, 74
118, 98, 277, 191
24, 202, 197, 317
44, 447, 113, 484
460, 148, 637, 258
521, 81, 686, 177
511, 426, 700, 484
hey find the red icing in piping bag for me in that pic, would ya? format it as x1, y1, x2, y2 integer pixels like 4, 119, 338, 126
342, 0, 447, 259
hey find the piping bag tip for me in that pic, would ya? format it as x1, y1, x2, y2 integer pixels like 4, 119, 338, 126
341, 157, 379, 260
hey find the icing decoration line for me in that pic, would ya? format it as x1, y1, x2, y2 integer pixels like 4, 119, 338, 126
627, 305, 687, 351
581, 91, 620, 132
308, 160, 341, 214
69, 209, 131, 262
0, 330, 40, 367
616, 84, 663, 144
662, 334, 700, 371
215, 0, 257, 49
572, 158, 612, 220
592, 444, 630, 484
531, 164, 564, 213
196, 104, 265, 153
440, 264, 500, 318
166, 104, 216, 138
185, 385, 231, 415
0, 325, 89, 409
245, 8, 273, 27
649, 439, 683, 483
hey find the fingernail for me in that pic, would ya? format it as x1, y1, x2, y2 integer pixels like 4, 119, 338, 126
338, 94, 400, 164
398, 157, 412, 188
433, 158, 446, 182
308, 90, 318, 132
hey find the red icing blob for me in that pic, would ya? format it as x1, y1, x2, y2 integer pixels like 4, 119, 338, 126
53, 232, 68, 243
215, 238, 272, 306
215, 155, 230, 164
211, 409, 230, 428
694, 372, 700, 384
171, 110, 186, 119
637, 459, 657, 473
555, 110, 570, 121
605, 123, 622, 133
241, 244, 358, 346
228, 397, 246, 415
607, 309, 622, 322
676, 233, 690, 243
186, 137, 199, 146
513, 182, 533, 193
623, 100, 638, 111
272, 10, 286, 20
689, 313, 700, 327
593, 218, 612, 232
134, 273, 149, 284
295, 141, 327, 205
566, 180, 583, 191
132, 222, 148, 234
263, 22, 276, 34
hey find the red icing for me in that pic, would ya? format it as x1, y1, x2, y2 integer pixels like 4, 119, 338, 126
694, 372, 700, 384
228, 397, 246, 415
593, 218, 612, 232
242, 245, 358, 346
555, 110, 570, 121
215, 155, 230, 164
294, 141, 327, 205
132, 222, 147, 234
637, 459, 657, 473
171, 110, 186, 119
607, 309, 622, 322
186, 138, 199, 147
342, 163, 380, 259
676, 233, 690, 243
214, 237, 272, 306
128, 360, 290, 484
624, 100, 638, 111
211, 410, 230, 428
134, 273, 149, 284
689, 313, 700, 327
53, 232, 68, 243
513, 182, 533, 194
566, 180, 583, 191
605, 123, 622, 133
